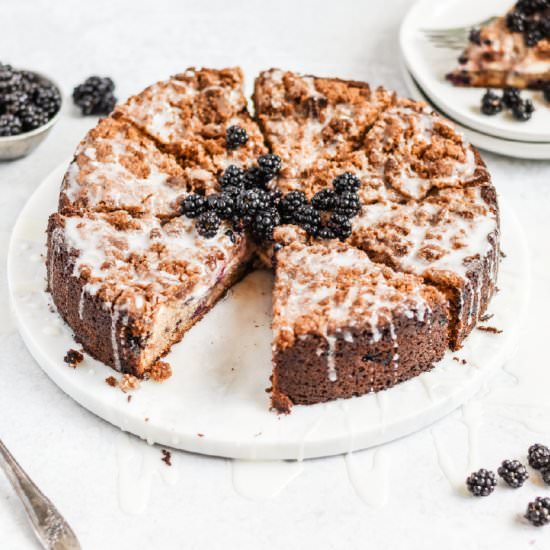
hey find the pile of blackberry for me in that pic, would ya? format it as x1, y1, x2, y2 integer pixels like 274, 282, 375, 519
481, 88, 535, 121
72, 76, 117, 116
465, 442, 550, 527
181, 130, 362, 242
505, 0, 550, 46
0, 62, 61, 136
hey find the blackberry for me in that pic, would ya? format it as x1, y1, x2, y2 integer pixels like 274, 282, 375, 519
525, 29, 543, 46
257, 153, 282, 180
466, 469, 497, 496
480, 90, 503, 116
33, 85, 61, 116
195, 211, 221, 238
327, 213, 353, 240
236, 188, 272, 225
181, 193, 208, 218
226, 125, 248, 150
3, 91, 30, 115
528, 444, 550, 469
0, 63, 15, 93
502, 87, 522, 109
512, 101, 534, 121
250, 207, 280, 243
0, 113, 22, 136
506, 11, 526, 33
243, 166, 267, 189
312, 188, 337, 211
19, 104, 49, 131
317, 226, 336, 240
72, 76, 117, 116
468, 29, 482, 45
219, 165, 246, 188
278, 191, 308, 222
334, 191, 361, 218
208, 192, 235, 220
333, 172, 361, 194
294, 203, 321, 236
497, 459, 529, 488
525, 497, 550, 527
540, 467, 550, 485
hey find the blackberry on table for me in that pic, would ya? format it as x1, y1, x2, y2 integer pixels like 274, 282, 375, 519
480, 90, 503, 116
466, 468, 497, 496
195, 211, 221, 238
219, 165, 245, 188
278, 191, 308, 222
72, 76, 117, 116
208, 193, 235, 220
497, 459, 529, 488
0, 113, 22, 136
333, 172, 361, 194
525, 497, 550, 527
334, 190, 361, 218
540, 467, 550, 485
226, 125, 248, 150
529, 444, 550, 469
19, 104, 49, 131
181, 193, 208, 218
257, 153, 282, 180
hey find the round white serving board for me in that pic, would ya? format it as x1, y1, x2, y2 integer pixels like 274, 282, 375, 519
401, 0, 550, 145
8, 162, 530, 460
400, 57, 550, 159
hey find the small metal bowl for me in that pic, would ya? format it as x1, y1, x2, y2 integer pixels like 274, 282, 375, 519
0, 71, 62, 161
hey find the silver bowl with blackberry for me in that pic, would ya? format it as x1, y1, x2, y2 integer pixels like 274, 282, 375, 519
0, 63, 62, 161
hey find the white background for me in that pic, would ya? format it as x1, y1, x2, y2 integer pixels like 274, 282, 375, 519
1, 0, 550, 548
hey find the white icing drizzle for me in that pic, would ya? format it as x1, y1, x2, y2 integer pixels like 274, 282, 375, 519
111, 307, 122, 372
326, 334, 338, 382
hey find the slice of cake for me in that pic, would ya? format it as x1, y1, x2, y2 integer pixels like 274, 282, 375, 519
115, 67, 267, 195
447, 3, 550, 89
349, 183, 499, 349
47, 210, 253, 376
254, 68, 395, 197
271, 240, 449, 412
59, 116, 189, 218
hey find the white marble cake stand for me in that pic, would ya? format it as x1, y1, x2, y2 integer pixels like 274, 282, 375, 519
8, 162, 530, 460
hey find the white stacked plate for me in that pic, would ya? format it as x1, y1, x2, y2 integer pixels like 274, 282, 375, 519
399, 0, 550, 159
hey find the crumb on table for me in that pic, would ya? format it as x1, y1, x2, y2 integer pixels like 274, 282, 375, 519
63, 348, 84, 368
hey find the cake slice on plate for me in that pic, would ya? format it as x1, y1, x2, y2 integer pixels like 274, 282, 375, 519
447, 2, 550, 89
115, 67, 267, 195
271, 240, 449, 412
47, 210, 253, 376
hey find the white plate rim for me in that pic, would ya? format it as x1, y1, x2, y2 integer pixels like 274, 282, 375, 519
7, 162, 531, 460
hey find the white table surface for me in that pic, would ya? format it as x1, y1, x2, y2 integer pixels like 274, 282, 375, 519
1, 1, 550, 548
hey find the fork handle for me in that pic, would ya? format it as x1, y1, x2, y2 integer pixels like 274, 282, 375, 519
0, 439, 80, 550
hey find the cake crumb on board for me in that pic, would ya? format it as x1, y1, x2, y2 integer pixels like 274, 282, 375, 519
63, 349, 84, 368
161, 449, 172, 466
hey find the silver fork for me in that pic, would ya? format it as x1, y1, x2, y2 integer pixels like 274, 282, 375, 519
421, 16, 497, 50
0, 439, 81, 550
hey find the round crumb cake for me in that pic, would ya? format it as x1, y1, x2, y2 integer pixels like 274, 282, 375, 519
47, 67, 500, 413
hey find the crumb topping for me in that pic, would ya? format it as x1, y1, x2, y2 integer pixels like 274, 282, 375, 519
272, 240, 444, 349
